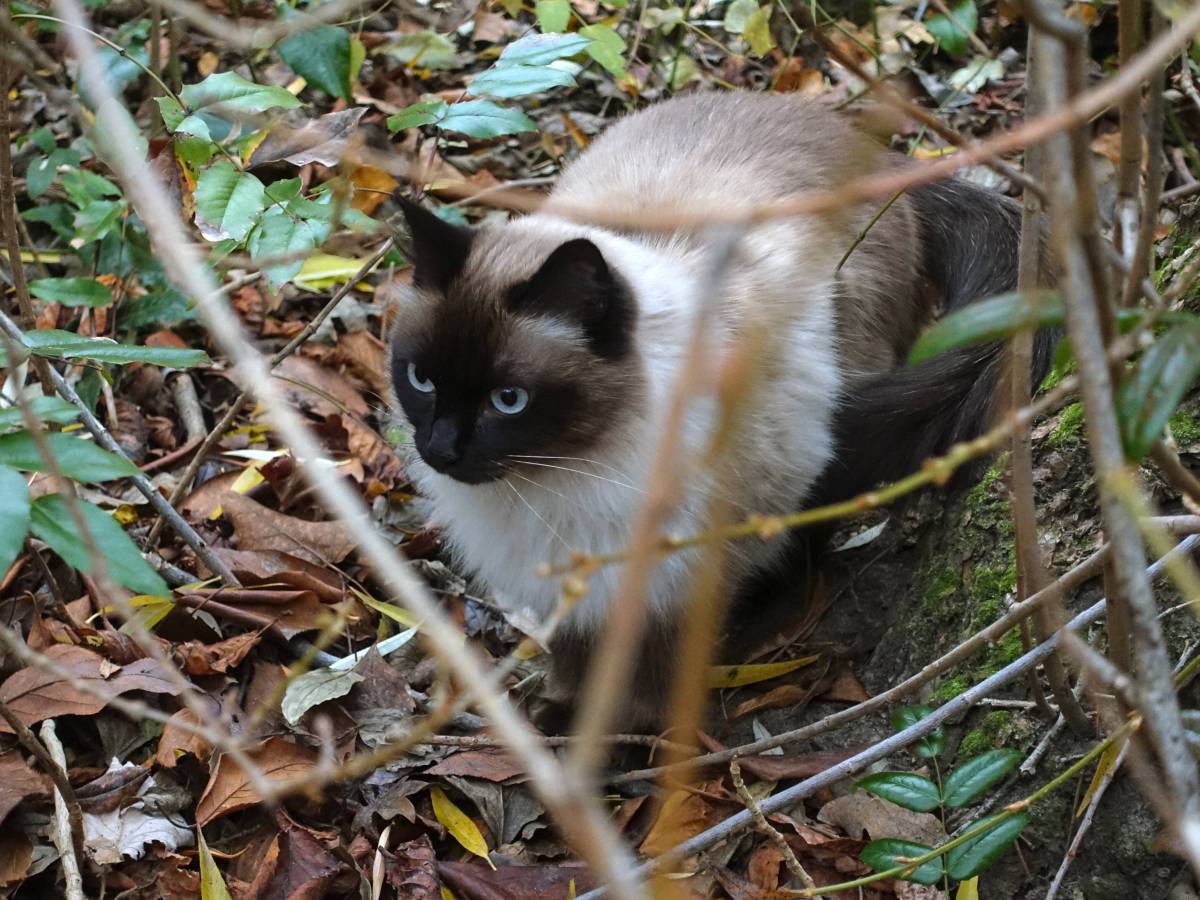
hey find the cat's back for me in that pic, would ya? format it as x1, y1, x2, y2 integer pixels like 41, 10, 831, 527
544, 92, 885, 215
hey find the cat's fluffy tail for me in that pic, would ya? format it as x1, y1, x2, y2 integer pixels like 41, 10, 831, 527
814, 178, 1056, 503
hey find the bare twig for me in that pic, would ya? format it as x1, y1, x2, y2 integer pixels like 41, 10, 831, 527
730, 756, 821, 896
40, 720, 86, 900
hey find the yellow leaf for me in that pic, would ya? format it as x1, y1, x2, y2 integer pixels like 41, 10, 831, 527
708, 655, 819, 689
209, 460, 267, 520
430, 787, 494, 869
1077, 736, 1125, 817
197, 827, 234, 900
293, 253, 376, 291
912, 145, 959, 159
956, 876, 980, 900
354, 588, 422, 630
113, 504, 139, 525
440, 888, 457, 900
744, 6, 775, 56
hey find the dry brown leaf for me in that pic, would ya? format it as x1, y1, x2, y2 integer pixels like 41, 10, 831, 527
0, 644, 182, 734
76, 762, 152, 815
425, 748, 525, 783
195, 737, 318, 825
220, 491, 356, 565
0, 831, 33, 886
243, 811, 344, 899
438, 861, 595, 900
175, 631, 262, 676
179, 586, 331, 639
248, 108, 367, 168
697, 732, 871, 782
213, 547, 344, 602
155, 708, 213, 768
732, 683, 811, 718
639, 781, 734, 857
819, 667, 870, 703
817, 790, 946, 846
0, 752, 49, 826
350, 165, 400, 214
385, 834, 440, 900
331, 330, 390, 397
272, 355, 370, 419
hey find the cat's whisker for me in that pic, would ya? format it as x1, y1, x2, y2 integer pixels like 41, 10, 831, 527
503, 477, 571, 552
509, 459, 646, 494
508, 453, 638, 481
505, 467, 575, 505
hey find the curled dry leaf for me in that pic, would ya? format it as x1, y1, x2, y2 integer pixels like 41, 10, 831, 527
0, 832, 33, 887
155, 707, 214, 768
195, 736, 318, 826
175, 630, 262, 676
385, 834, 440, 900
639, 780, 736, 858
817, 790, 947, 847
243, 811, 345, 898
425, 748, 526, 783
0, 644, 182, 734
83, 760, 194, 865
75, 761, 153, 814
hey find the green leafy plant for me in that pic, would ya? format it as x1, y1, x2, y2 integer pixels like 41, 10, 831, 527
857, 705, 1025, 887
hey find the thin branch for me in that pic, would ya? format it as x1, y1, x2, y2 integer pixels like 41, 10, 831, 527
40, 720, 86, 900
730, 756, 821, 896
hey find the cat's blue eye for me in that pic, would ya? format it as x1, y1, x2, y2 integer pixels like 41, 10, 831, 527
407, 362, 434, 394
490, 386, 529, 415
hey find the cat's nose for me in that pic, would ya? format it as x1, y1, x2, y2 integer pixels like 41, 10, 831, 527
424, 418, 463, 470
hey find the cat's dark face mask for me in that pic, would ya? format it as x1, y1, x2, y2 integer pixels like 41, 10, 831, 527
388, 199, 639, 485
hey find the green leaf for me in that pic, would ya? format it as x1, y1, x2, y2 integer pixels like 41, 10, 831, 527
860, 839, 943, 885
250, 206, 320, 288
0, 397, 80, 433
28, 277, 113, 308
120, 288, 196, 329
468, 65, 576, 99
281, 668, 364, 724
909, 291, 1062, 364
942, 749, 1022, 808
13, 329, 209, 368
156, 94, 186, 131
439, 100, 537, 138
0, 465, 30, 576
73, 200, 126, 245
0, 432, 139, 482
381, 31, 460, 70
386, 100, 450, 132
579, 24, 627, 77
497, 32, 592, 66
277, 25, 353, 102
195, 160, 268, 242
743, 6, 775, 56
31, 495, 169, 597
535, 0, 571, 32
857, 772, 942, 812
27, 147, 80, 199
926, 0, 978, 56
723, 0, 759, 33
1118, 323, 1200, 461
890, 704, 945, 758
946, 812, 1029, 880
179, 71, 301, 120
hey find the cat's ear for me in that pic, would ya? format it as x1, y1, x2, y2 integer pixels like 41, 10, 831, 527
397, 196, 473, 292
510, 239, 634, 358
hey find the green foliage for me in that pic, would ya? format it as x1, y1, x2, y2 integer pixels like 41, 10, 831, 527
1048, 401, 1086, 447
858, 713, 1024, 887
0, 431, 139, 482
0, 329, 209, 368
926, 0, 978, 55
909, 291, 1062, 364
858, 771, 942, 812
277, 24, 353, 102
0, 397, 79, 432
30, 495, 169, 597
194, 161, 268, 242
28, 277, 112, 307
0, 465, 31, 575
891, 705, 946, 758
859, 840, 944, 885
1117, 322, 1200, 461
535, 0, 571, 33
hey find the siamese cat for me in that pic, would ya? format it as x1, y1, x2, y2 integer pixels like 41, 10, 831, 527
388, 92, 1051, 723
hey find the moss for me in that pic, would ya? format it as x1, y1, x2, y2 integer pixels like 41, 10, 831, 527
980, 627, 1024, 677
965, 457, 1006, 510
921, 565, 960, 617
931, 674, 969, 703
1169, 409, 1200, 448
969, 563, 1017, 609
958, 710, 1012, 758
1049, 402, 1086, 447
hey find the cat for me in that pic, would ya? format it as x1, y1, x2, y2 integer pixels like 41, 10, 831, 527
386, 91, 1052, 725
